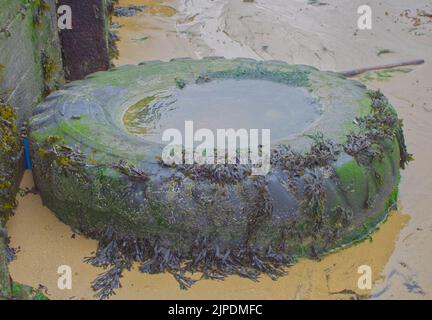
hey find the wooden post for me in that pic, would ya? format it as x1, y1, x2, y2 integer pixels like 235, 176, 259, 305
57, 0, 110, 81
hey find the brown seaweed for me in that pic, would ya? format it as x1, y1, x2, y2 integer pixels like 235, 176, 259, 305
304, 133, 340, 167
301, 168, 327, 237
5, 240, 16, 263
91, 261, 129, 300
176, 150, 253, 184
85, 226, 295, 299
344, 132, 378, 166
112, 160, 149, 182
344, 90, 413, 168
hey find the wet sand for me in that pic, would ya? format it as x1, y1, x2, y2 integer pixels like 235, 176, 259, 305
367, 64, 432, 299
8, 171, 408, 300
7, 0, 432, 299
112, 0, 195, 64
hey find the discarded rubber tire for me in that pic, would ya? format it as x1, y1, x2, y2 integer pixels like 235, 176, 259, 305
29, 58, 409, 298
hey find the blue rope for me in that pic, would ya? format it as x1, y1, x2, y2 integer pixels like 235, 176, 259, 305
23, 137, 32, 170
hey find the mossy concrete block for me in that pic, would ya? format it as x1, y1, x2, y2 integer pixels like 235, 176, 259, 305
1, 1, 63, 289
0, 0, 64, 123
0, 99, 20, 299
0, 226, 11, 298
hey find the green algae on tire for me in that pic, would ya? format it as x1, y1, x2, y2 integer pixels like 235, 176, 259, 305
28, 58, 411, 299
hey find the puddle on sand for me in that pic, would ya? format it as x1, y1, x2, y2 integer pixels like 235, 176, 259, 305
7, 171, 409, 300
123, 79, 320, 143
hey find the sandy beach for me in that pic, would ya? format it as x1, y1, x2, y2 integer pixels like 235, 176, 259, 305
7, 0, 432, 299
6, 171, 410, 300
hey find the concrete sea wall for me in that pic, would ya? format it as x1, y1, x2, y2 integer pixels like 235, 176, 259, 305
0, 0, 112, 299
0, 0, 64, 298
